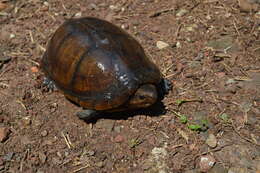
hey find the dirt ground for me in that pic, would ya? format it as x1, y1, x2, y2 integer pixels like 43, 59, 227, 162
0, 0, 259, 172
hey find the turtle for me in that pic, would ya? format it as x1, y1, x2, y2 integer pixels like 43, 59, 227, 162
41, 17, 171, 120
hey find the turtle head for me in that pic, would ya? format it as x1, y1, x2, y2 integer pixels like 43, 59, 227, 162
127, 84, 158, 109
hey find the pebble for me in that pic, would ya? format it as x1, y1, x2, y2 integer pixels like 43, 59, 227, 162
238, 0, 258, 12
199, 155, 216, 172
121, 24, 129, 30
21, 116, 31, 127
31, 66, 39, 73
0, 127, 10, 142
114, 134, 124, 143
113, 126, 121, 133
96, 161, 104, 168
20, 135, 33, 145
176, 9, 188, 17
86, 150, 95, 156
176, 41, 181, 48
38, 152, 47, 164
88, 3, 98, 10
95, 119, 115, 132
3, 152, 14, 161
41, 130, 48, 137
156, 41, 169, 49
9, 34, 15, 39
206, 134, 217, 148
52, 157, 62, 165
109, 5, 121, 12
43, 1, 49, 6
0, 56, 11, 62
75, 12, 82, 17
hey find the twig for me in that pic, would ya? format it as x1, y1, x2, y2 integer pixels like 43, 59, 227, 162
62, 131, 73, 149
175, 24, 183, 38
149, 8, 175, 18
194, 143, 233, 161
72, 164, 90, 173
29, 31, 34, 43
20, 149, 29, 172
230, 121, 260, 146
233, 20, 240, 36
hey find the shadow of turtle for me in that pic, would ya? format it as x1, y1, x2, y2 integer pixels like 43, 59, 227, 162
82, 101, 167, 124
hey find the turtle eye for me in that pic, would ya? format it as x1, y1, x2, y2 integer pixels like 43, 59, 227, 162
139, 95, 146, 100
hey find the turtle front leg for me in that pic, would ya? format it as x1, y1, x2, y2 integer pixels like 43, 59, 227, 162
162, 78, 172, 94
76, 109, 100, 120
43, 77, 58, 91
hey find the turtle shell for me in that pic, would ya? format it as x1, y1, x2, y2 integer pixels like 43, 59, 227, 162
41, 17, 162, 111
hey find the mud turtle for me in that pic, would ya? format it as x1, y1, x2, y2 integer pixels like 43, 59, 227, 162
41, 17, 170, 120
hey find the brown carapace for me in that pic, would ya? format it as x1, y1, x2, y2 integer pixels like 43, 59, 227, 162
41, 17, 168, 120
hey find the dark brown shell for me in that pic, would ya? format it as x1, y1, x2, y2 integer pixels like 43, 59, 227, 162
41, 17, 162, 111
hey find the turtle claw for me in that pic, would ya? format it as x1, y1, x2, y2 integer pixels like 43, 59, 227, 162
157, 79, 172, 99
162, 78, 172, 94
43, 77, 57, 91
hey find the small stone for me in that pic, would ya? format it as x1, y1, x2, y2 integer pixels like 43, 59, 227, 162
43, 1, 49, 6
52, 157, 62, 165
86, 150, 95, 156
3, 152, 14, 161
114, 135, 124, 143
206, 134, 217, 148
0, 56, 11, 62
121, 24, 129, 30
156, 41, 169, 49
185, 24, 198, 32
113, 126, 121, 133
9, 34, 15, 39
20, 135, 33, 145
21, 117, 31, 127
38, 152, 47, 164
199, 155, 216, 172
31, 66, 39, 73
88, 3, 98, 10
109, 5, 120, 12
41, 130, 48, 137
194, 52, 204, 61
176, 9, 188, 17
176, 41, 181, 48
215, 72, 226, 78
0, 127, 10, 142
75, 12, 82, 17
95, 119, 115, 132
238, 0, 258, 12
96, 161, 104, 168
